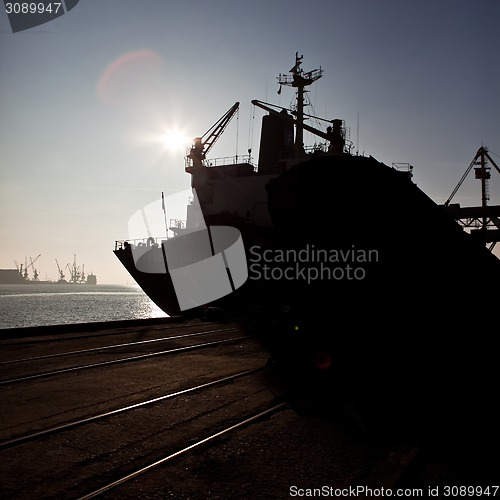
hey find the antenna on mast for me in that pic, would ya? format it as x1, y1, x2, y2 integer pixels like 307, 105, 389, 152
277, 52, 323, 156
356, 111, 360, 156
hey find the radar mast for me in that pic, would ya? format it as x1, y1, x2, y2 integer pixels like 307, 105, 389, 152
278, 52, 323, 156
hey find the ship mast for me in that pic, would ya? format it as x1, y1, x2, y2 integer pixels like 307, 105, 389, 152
277, 52, 323, 156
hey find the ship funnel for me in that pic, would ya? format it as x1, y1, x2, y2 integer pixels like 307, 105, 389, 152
328, 119, 346, 155
257, 110, 294, 174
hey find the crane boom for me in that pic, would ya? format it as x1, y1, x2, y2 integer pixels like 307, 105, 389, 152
186, 102, 239, 169
30, 255, 41, 281
26, 254, 41, 270
252, 99, 347, 155
55, 258, 65, 281
252, 99, 330, 142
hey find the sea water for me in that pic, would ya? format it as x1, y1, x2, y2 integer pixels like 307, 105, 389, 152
0, 284, 168, 330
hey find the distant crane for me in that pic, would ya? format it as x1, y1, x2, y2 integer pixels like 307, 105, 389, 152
66, 262, 76, 283
29, 255, 41, 281
14, 260, 22, 278
67, 255, 85, 283
55, 259, 65, 282
15, 254, 41, 280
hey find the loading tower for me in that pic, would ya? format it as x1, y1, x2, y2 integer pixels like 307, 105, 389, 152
443, 146, 500, 250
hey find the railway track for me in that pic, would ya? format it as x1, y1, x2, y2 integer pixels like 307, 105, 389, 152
0, 325, 249, 385
0, 338, 281, 499
0, 319, 242, 359
0, 367, 267, 450
1, 320, 497, 497
0, 326, 242, 365
78, 402, 287, 500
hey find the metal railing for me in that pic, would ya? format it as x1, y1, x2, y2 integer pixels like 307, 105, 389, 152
186, 154, 256, 170
115, 237, 168, 251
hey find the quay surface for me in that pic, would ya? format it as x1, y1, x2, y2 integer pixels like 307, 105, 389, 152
0, 319, 497, 498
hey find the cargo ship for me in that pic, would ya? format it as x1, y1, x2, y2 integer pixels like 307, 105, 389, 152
114, 53, 500, 319
114, 55, 500, 463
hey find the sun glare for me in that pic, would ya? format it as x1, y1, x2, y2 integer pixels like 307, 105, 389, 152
162, 127, 191, 153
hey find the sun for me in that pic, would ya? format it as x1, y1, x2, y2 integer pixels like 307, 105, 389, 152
162, 127, 191, 153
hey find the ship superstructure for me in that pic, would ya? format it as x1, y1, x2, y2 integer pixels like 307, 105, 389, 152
184, 53, 350, 230
114, 53, 354, 314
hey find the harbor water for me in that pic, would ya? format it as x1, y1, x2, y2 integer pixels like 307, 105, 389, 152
0, 284, 168, 330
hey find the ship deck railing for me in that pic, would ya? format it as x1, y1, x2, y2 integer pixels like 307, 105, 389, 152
392, 162, 414, 181
115, 237, 170, 251
304, 143, 329, 155
205, 154, 255, 168
185, 154, 257, 170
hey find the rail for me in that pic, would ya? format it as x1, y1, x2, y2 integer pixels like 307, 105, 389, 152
185, 154, 256, 170
78, 402, 287, 499
114, 237, 168, 251
0, 365, 265, 450
0, 335, 250, 386
392, 162, 414, 181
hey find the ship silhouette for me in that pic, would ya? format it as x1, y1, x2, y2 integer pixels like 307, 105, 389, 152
114, 56, 500, 470
114, 53, 499, 319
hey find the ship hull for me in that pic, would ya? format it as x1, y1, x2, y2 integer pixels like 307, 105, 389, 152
114, 154, 500, 321
114, 244, 182, 316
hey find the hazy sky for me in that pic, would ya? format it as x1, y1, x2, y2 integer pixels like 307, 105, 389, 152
1, 0, 499, 284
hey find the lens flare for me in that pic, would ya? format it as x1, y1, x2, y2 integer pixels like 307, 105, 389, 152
162, 127, 191, 153
96, 50, 164, 105
314, 351, 333, 370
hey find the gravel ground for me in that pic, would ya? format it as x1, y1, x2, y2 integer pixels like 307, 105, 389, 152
1, 321, 498, 499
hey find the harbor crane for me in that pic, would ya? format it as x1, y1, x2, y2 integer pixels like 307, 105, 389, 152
15, 254, 41, 280
443, 146, 500, 250
14, 260, 26, 279
66, 255, 86, 283
185, 102, 240, 170
30, 256, 41, 281
55, 259, 65, 281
